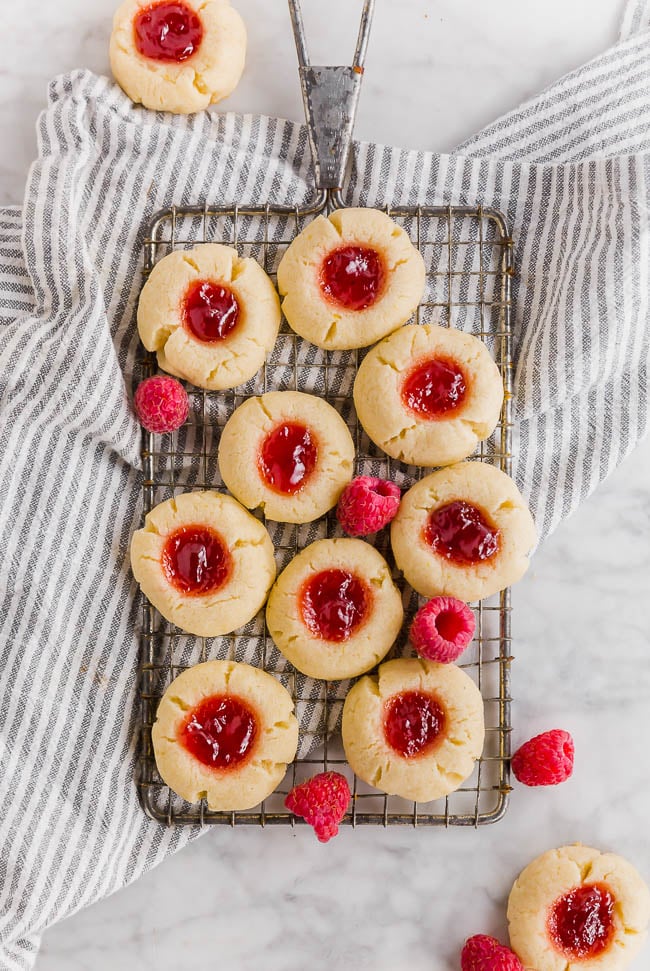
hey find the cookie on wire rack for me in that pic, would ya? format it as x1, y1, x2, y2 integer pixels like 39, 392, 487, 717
218, 390, 355, 524
277, 207, 426, 350
130, 490, 276, 637
354, 323, 504, 467
152, 660, 298, 811
266, 538, 403, 680
137, 243, 280, 390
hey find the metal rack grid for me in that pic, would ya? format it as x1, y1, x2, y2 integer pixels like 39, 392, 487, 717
137, 193, 515, 827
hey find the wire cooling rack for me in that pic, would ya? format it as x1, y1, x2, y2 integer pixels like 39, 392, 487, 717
137, 193, 515, 828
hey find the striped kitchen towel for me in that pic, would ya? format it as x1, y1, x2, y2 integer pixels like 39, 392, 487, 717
1, 0, 649, 966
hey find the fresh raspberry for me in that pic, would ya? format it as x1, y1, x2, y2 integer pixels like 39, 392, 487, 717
511, 729, 575, 787
409, 596, 475, 663
461, 935, 524, 971
336, 476, 401, 536
285, 771, 351, 842
134, 375, 189, 434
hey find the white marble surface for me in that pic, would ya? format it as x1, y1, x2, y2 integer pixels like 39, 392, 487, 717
2, 0, 649, 967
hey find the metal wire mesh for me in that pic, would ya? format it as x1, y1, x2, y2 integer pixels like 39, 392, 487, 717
137, 193, 514, 827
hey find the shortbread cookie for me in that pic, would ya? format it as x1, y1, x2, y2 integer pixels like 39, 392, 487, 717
137, 243, 280, 390
277, 208, 426, 350
391, 462, 536, 602
130, 490, 275, 636
152, 660, 298, 810
266, 538, 403, 680
342, 658, 484, 802
354, 324, 503, 466
110, 0, 246, 114
508, 844, 650, 971
218, 391, 355, 524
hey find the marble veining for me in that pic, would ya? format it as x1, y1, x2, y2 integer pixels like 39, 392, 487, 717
2, 0, 648, 968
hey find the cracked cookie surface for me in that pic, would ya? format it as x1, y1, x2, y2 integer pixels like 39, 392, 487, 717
507, 844, 650, 971
137, 243, 280, 390
266, 538, 403, 680
130, 490, 275, 636
354, 324, 504, 466
277, 208, 425, 350
341, 657, 485, 802
110, 0, 246, 113
152, 660, 298, 810
391, 462, 536, 602
218, 391, 355, 524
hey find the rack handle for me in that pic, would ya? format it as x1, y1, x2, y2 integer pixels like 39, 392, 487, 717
288, 0, 375, 191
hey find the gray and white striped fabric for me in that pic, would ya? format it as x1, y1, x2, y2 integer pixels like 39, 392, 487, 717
1, 0, 649, 964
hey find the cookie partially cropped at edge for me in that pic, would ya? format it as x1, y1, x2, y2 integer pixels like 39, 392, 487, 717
354, 324, 504, 467
152, 660, 298, 811
218, 391, 355, 524
277, 208, 426, 350
110, 0, 246, 114
137, 243, 280, 390
266, 538, 403, 680
130, 490, 276, 637
391, 462, 536, 602
507, 844, 650, 971
342, 657, 485, 803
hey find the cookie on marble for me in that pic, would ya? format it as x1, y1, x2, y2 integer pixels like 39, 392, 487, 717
218, 391, 355, 524
137, 243, 280, 390
152, 660, 298, 810
130, 490, 275, 636
507, 844, 650, 971
353, 324, 503, 466
266, 538, 403, 680
390, 462, 536, 602
276, 208, 426, 350
341, 657, 484, 802
110, 0, 246, 114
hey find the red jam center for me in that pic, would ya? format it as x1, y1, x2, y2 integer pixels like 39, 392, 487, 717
259, 423, 318, 495
425, 500, 500, 566
182, 280, 240, 343
320, 245, 385, 311
162, 525, 231, 596
548, 884, 615, 959
401, 357, 467, 419
384, 691, 445, 758
300, 569, 371, 642
134, 1, 203, 62
181, 695, 257, 769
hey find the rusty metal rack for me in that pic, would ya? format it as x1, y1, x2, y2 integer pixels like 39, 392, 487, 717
136, 0, 515, 829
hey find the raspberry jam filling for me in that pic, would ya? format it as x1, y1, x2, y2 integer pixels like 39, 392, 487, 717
259, 423, 318, 495
134, 1, 203, 62
300, 569, 371, 642
181, 695, 257, 769
320, 245, 385, 311
548, 884, 615, 959
425, 500, 500, 566
182, 280, 240, 343
162, 524, 231, 595
383, 691, 446, 758
401, 357, 467, 419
